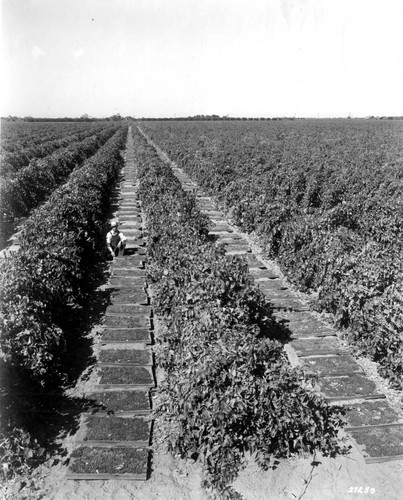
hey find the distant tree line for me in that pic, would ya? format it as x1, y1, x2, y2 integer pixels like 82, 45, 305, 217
2, 114, 402, 123
1, 113, 131, 122
134, 115, 403, 121
136, 115, 297, 121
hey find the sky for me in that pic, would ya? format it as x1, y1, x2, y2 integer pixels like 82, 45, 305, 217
1, 0, 403, 118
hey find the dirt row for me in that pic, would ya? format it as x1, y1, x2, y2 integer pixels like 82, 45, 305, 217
65, 128, 154, 480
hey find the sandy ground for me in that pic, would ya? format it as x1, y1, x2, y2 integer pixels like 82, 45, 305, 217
5, 433, 402, 500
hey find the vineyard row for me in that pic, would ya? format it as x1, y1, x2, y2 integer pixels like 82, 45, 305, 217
133, 128, 346, 494
0, 124, 123, 249
1, 122, 119, 177
0, 125, 128, 386
1, 121, 111, 153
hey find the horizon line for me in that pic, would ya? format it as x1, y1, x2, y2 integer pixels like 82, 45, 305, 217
3, 114, 403, 120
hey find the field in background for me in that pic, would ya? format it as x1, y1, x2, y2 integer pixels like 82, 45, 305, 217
0, 120, 122, 249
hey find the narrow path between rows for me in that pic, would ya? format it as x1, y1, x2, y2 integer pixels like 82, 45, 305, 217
137, 125, 403, 465
66, 127, 155, 479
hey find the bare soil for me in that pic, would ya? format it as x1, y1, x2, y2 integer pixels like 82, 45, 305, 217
4, 430, 402, 500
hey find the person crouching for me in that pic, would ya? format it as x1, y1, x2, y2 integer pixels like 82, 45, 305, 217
106, 221, 127, 258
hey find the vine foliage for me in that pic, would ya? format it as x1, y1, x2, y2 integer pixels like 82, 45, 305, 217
135, 131, 346, 495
